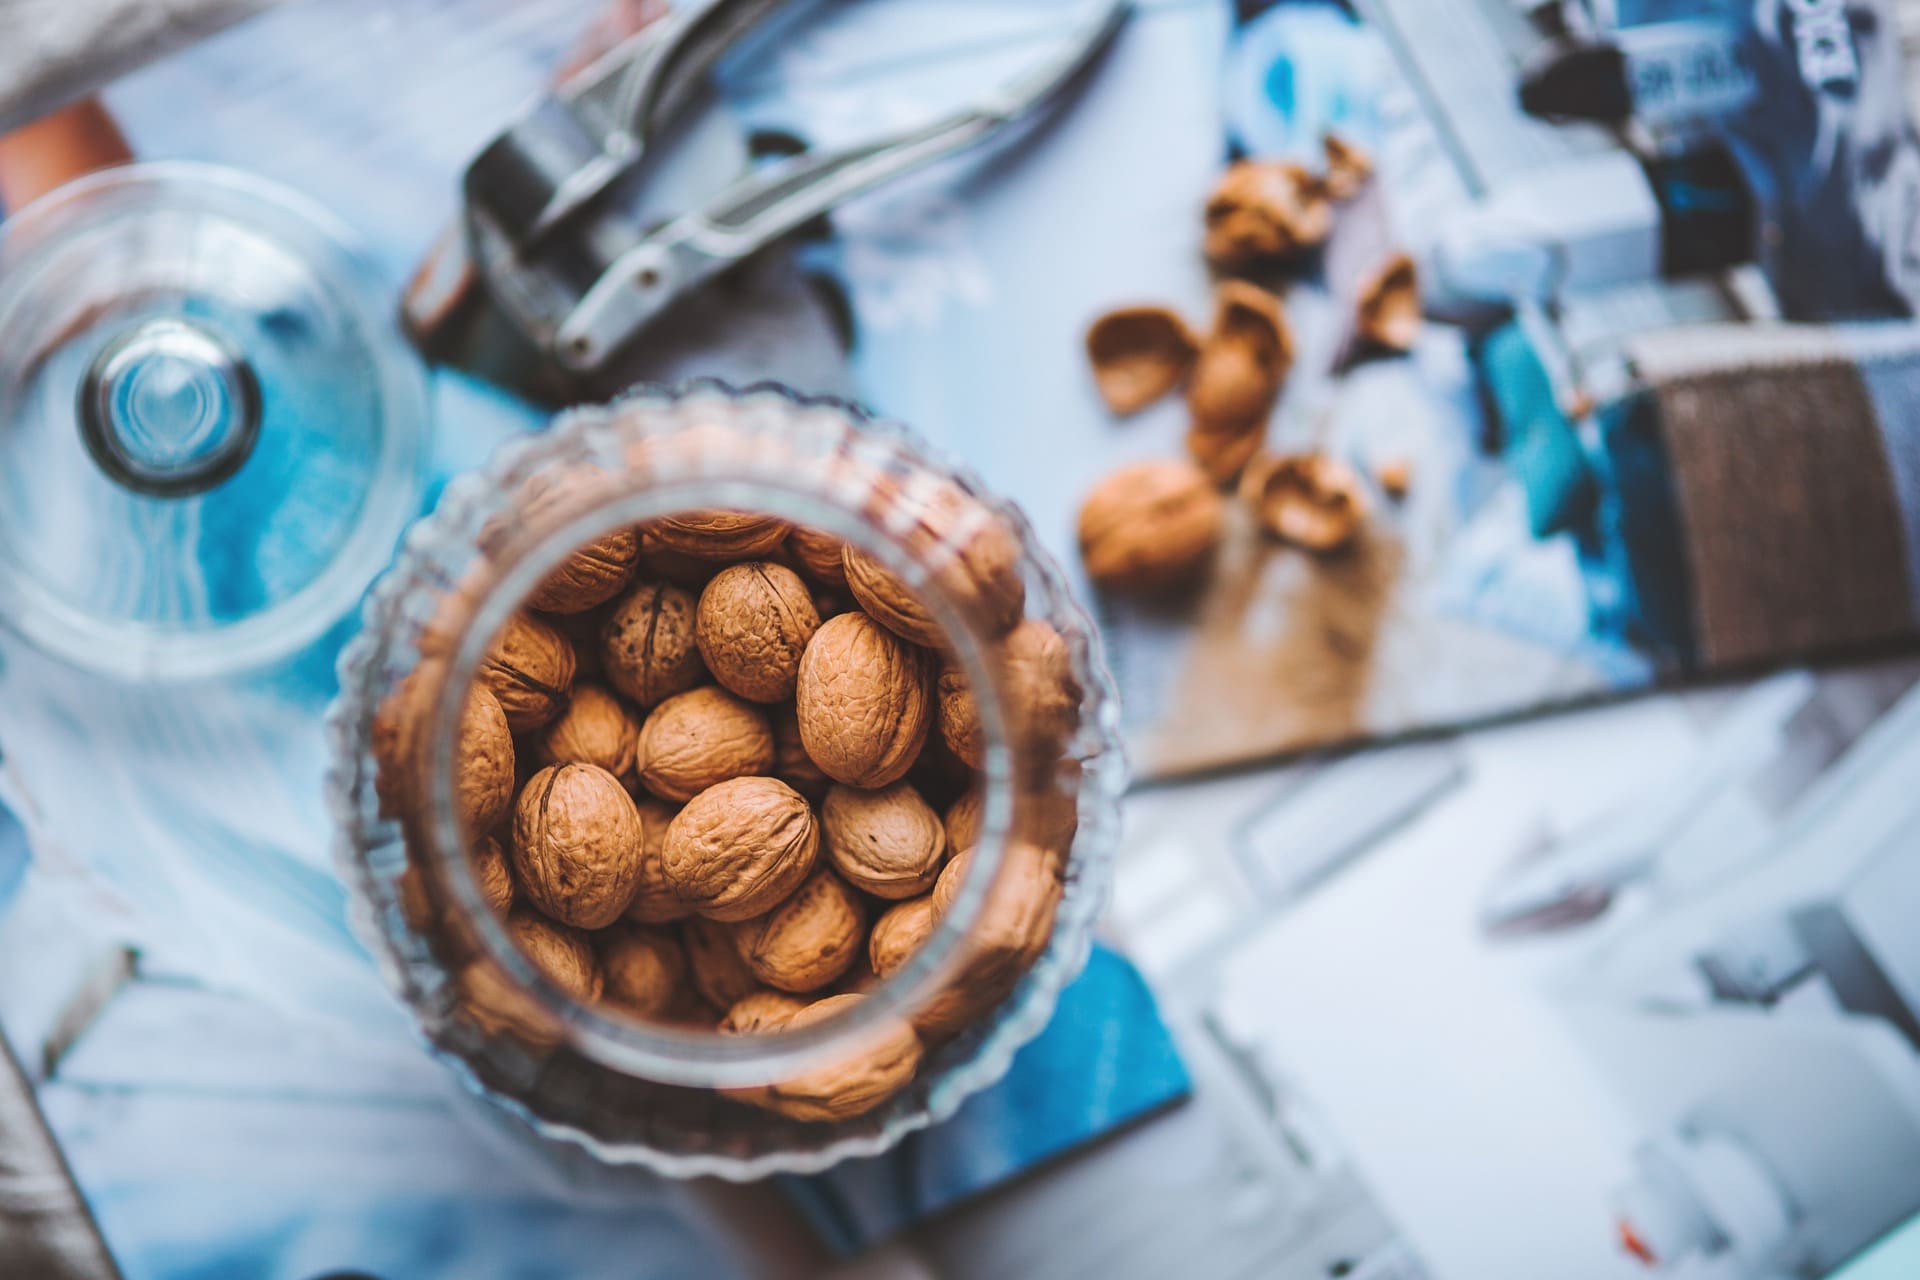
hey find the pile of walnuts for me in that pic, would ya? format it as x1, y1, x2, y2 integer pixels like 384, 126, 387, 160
376, 478, 1082, 1126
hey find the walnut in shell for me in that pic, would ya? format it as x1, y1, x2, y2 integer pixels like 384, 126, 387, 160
771, 704, 831, 802
1186, 282, 1292, 482
478, 612, 576, 732
795, 612, 933, 789
1085, 305, 1199, 415
456, 684, 517, 834
934, 667, 985, 769
683, 916, 762, 1010
1077, 459, 1225, 592
945, 789, 983, 856
662, 776, 819, 922
625, 798, 691, 924
1203, 159, 1333, 271
599, 924, 686, 1019
529, 528, 640, 615
536, 683, 640, 777
601, 581, 705, 709
373, 665, 515, 834
732, 868, 866, 993
695, 562, 822, 703
507, 907, 604, 1003
1000, 618, 1082, 766
472, 834, 516, 917
914, 841, 1062, 1042
842, 477, 1025, 645
511, 763, 647, 930
786, 526, 849, 588
820, 782, 947, 899
719, 989, 810, 1035
634, 686, 775, 802
733, 993, 924, 1124
482, 468, 640, 615
869, 896, 937, 979
646, 510, 791, 560
1241, 452, 1369, 553
1355, 252, 1420, 354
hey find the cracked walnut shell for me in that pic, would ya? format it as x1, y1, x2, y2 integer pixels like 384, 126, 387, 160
821, 782, 947, 899
733, 993, 924, 1124
1319, 132, 1373, 203
662, 776, 819, 922
732, 868, 866, 993
1241, 453, 1370, 554
511, 763, 647, 930
599, 924, 686, 1019
634, 687, 775, 802
536, 683, 640, 778
795, 612, 933, 790
1203, 159, 1333, 270
479, 612, 577, 732
1077, 459, 1225, 592
1188, 282, 1292, 443
1355, 252, 1420, 354
1086, 305, 1198, 415
869, 895, 937, 979
696, 562, 821, 703
601, 581, 705, 709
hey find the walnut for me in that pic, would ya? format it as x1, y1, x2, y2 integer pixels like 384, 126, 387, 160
646, 510, 791, 560
719, 989, 809, 1035
456, 684, 517, 834
1241, 452, 1369, 553
479, 612, 577, 731
914, 841, 1062, 1043
1319, 132, 1373, 202
1000, 619, 1082, 766
529, 532, 640, 615
536, 683, 640, 777
1085, 305, 1198, 415
682, 916, 762, 1010
1186, 282, 1292, 483
1077, 459, 1225, 591
1203, 159, 1333, 271
601, 581, 705, 709
869, 896, 937, 979
695, 562, 822, 703
507, 907, 604, 1002
820, 782, 946, 899
372, 665, 515, 835
786, 526, 849, 588
771, 704, 830, 801
625, 798, 691, 924
934, 667, 985, 769
795, 612, 933, 789
842, 477, 1025, 645
472, 834, 515, 916
483, 468, 640, 615
510, 763, 647, 929
945, 790, 983, 856
732, 868, 866, 993
635, 531, 724, 589
1016, 762, 1083, 854
634, 687, 775, 802
1355, 252, 1420, 353
733, 994, 924, 1124
662, 776, 818, 922
599, 924, 686, 1019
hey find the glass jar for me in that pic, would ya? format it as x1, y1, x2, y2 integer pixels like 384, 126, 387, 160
326, 381, 1124, 1177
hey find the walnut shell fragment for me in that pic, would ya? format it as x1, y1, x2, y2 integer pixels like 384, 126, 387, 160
511, 763, 647, 930
479, 612, 577, 732
719, 989, 809, 1035
869, 896, 937, 979
1241, 453, 1370, 554
820, 782, 947, 899
536, 683, 640, 778
795, 612, 933, 790
1355, 252, 1421, 354
647, 510, 791, 560
1203, 159, 1333, 271
601, 581, 705, 709
1186, 282, 1292, 484
696, 562, 822, 703
1077, 459, 1225, 592
1319, 132, 1373, 202
625, 798, 691, 924
599, 924, 686, 1019
733, 993, 924, 1124
732, 868, 866, 993
634, 687, 775, 802
662, 776, 819, 922
1085, 306, 1199, 415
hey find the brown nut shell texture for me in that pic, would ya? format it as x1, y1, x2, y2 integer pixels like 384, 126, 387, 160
771, 704, 831, 802
625, 798, 691, 924
599, 924, 686, 1019
869, 895, 937, 979
662, 776, 819, 922
457, 683, 517, 835
484, 468, 640, 616
1077, 459, 1225, 592
536, 683, 640, 777
733, 868, 866, 993
601, 581, 705, 709
511, 763, 647, 930
737, 993, 924, 1124
635, 687, 775, 802
786, 526, 849, 588
1085, 305, 1199, 416
647, 510, 791, 560
696, 562, 822, 703
473, 835, 516, 917
915, 842, 1063, 1042
945, 790, 984, 857
795, 612, 933, 790
934, 668, 985, 769
842, 477, 1025, 645
1203, 159, 1333, 271
1000, 618, 1082, 763
507, 908, 604, 1003
1355, 252, 1420, 354
480, 612, 577, 732
820, 782, 948, 899
683, 916, 762, 1010
1241, 452, 1370, 554
720, 989, 810, 1035
1186, 282, 1293, 484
